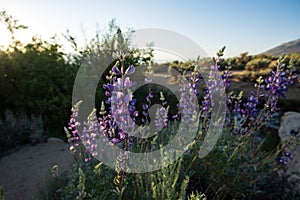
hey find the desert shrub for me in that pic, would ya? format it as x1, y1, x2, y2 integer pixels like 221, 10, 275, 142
168, 63, 180, 78
227, 52, 252, 71
233, 70, 256, 82
0, 109, 45, 153
284, 54, 300, 74
245, 57, 272, 71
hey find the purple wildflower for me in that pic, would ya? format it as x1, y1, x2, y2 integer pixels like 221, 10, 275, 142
279, 156, 288, 166
112, 65, 121, 75
201, 65, 223, 119
125, 65, 135, 75
146, 92, 154, 103
154, 106, 169, 131
279, 151, 293, 167
242, 92, 259, 122
68, 102, 82, 145
262, 56, 298, 114
153, 92, 169, 131
178, 79, 198, 124
222, 65, 232, 88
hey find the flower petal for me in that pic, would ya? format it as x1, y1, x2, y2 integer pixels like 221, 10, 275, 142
125, 65, 135, 75
112, 65, 121, 75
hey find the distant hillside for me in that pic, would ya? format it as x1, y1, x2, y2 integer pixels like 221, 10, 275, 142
262, 38, 300, 56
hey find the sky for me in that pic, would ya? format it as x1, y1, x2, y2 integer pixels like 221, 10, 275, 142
1, 0, 300, 60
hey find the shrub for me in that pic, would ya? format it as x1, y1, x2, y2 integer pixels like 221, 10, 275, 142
0, 109, 45, 153
245, 57, 272, 71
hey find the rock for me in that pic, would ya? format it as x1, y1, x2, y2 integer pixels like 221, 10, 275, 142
278, 112, 300, 192
279, 112, 300, 142
278, 112, 300, 173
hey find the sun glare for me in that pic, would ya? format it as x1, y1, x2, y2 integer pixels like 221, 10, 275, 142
0, 22, 35, 51
0, 24, 12, 50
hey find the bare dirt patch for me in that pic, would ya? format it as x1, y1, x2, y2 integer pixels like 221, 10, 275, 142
0, 138, 74, 200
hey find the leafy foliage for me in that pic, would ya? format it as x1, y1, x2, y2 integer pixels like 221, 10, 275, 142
0, 37, 76, 140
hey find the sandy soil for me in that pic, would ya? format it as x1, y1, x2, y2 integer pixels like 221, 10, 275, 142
0, 138, 74, 200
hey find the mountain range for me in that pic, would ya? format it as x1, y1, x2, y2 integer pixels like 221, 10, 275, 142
262, 38, 300, 56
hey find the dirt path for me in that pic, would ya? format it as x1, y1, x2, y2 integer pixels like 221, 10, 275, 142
0, 138, 74, 200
